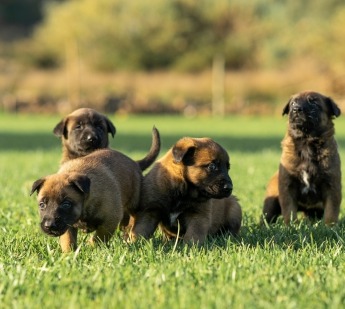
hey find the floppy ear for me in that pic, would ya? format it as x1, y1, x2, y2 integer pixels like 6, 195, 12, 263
104, 116, 116, 137
69, 174, 91, 194
53, 119, 68, 139
282, 98, 291, 116
30, 178, 46, 196
172, 138, 196, 165
325, 96, 341, 118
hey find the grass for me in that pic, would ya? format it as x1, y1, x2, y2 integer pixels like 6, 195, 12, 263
1, 113, 345, 308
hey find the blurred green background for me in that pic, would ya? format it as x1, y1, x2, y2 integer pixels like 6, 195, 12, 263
1, 0, 345, 115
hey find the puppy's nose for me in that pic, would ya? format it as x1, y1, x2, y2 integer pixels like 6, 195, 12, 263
223, 182, 233, 195
86, 134, 98, 142
43, 219, 58, 230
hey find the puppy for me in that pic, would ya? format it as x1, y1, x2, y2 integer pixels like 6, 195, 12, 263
31, 129, 161, 252
262, 91, 341, 225
130, 137, 242, 244
54, 107, 160, 171
54, 108, 116, 163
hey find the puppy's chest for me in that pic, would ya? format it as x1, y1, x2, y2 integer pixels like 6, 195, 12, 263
165, 198, 194, 226
167, 200, 186, 224
298, 170, 317, 195
294, 145, 329, 198
168, 211, 182, 226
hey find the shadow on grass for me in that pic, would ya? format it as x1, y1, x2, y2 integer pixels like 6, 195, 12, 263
230, 219, 345, 251
1, 131, 344, 155
150, 217, 345, 252
0, 132, 60, 151
120, 218, 345, 254
0, 131, 321, 153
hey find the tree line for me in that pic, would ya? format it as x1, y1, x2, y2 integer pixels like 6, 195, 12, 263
2, 0, 345, 74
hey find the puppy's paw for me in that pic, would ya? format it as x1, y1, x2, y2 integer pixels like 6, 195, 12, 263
123, 230, 137, 244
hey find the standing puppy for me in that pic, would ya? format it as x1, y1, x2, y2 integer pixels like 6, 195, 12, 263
263, 91, 341, 224
54, 108, 116, 163
130, 137, 242, 244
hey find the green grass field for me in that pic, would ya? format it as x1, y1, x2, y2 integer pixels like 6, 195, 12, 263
1, 113, 345, 309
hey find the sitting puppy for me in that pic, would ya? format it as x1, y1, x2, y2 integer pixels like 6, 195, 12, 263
54, 108, 116, 163
262, 91, 341, 224
129, 137, 242, 244
31, 129, 160, 252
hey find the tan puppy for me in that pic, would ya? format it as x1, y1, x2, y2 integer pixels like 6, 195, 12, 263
31, 130, 160, 252
262, 91, 341, 225
130, 137, 242, 244
54, 108, 116, 163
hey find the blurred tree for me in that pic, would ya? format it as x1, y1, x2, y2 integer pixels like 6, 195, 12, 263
0, 0, 43, 26
31, 0, 261, 71
25, 0, 345, 73
0, 0, 66, 40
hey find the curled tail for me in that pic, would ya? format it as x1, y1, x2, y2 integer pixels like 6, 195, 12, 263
137, 126, 161, 171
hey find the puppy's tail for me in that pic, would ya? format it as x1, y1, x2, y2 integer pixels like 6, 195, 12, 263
137, 126, 161, 171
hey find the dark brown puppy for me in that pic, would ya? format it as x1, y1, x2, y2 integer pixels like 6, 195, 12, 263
54, 107, 160, 171
31, 130, 161, 252
263, 91, 341, 225
54, 108, 116, 163
130, 137, 242, 244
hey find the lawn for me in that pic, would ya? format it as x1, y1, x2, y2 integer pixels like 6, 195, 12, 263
1, 113, 345, 308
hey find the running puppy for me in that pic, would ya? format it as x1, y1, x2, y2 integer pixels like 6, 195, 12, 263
31, 128, 160, 252
262, 91, 341, 224
130, 137, 242, 244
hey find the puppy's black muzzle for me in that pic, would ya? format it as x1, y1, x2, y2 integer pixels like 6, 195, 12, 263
41, 217, 68, 237
289, 103, 320, 130
202, 177, 233, 199
290, 104, 306, 122
80, 130, 102, 149
216, 177, 233, 198
221, 179, 233, 196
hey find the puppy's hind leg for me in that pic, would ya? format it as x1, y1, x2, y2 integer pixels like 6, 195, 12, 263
262, 196, 281, 224
262, 172, 281, 224
129, 211, 161, 242
91, 221, 120, 247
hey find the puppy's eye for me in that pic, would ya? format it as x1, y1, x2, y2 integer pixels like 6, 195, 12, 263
95, 123, 105, 130
60, 201, 72, 210
308, 97, 317, 104
74, 123, 82, 130
207, 162, 218, 171
39, 202, 46, 210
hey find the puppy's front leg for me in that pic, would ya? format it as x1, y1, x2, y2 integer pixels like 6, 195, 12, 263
278, 172, 298, 224
91, 223, 118, 246
279, 193, 298, 224
323, 194, 340, 225
183, 219, 209, 245
183, 206, 211, 244
60, 227, 78, 252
